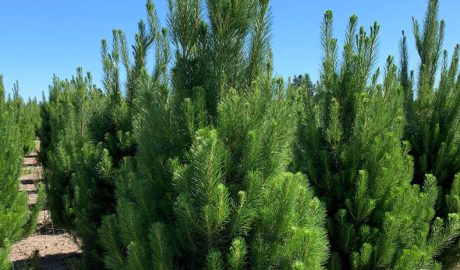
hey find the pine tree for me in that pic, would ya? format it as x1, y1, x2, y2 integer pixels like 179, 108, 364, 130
6, 81, 38, 153
39, 68, 112, 270
26, 97, 42, 144
400, 0, 460, 216
292, 10, 460, 269
40, 69, 98, 231
40, 2, 162, 267
72, 8, 160, 268
100, 0, 329, 268
0, 76, 32, 269
39, 75, 84, 168
101, 78, 329, 270
399, 0, 460, 264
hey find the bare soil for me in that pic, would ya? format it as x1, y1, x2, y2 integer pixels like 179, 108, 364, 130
9, 144, 81, 270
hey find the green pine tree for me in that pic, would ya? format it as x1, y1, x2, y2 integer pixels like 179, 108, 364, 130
6, 81, 38, 153
99, 0, 329, 269
292, 10, 460, 269
0, 75, 39, 269
40, 69, 98, 231
400, 0, 460, 216
399, 0, 460, 264
101, 78, 329, 270
40, 2, 161, 267
39, 69, 107, 269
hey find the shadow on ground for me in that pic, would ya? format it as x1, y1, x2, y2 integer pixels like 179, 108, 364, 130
12, 252, 81, 270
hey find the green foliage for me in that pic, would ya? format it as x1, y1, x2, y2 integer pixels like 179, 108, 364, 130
39, 69, 107, 268
98, 1, 329, 268
40, 1, 163, 268
40, 69, 99, 229
399, 0, 460, 263
400, 0, 460, 217
446, 174, 460, 213
6, 81, 41, 153
38, 0, 460, 269
101, 79, 329, 269
168, 0, 273, 117
0, 76, 35, 269
292, 10, 460, 269
23, 183, 46, 237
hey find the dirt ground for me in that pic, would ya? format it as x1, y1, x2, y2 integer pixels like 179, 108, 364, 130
9, 144, 81, 270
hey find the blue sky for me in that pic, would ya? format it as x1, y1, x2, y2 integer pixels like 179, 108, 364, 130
1, 1, 460, 100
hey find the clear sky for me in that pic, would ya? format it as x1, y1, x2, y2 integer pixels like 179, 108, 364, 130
1, 1, 460, 100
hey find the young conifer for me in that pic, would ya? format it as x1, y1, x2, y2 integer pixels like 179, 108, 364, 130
40, 69, 98, 230
41, 2, 162, 267
101, 77, 329, 270
6, 82, 38, 153
100, 0, 329, 269
400, 0, 460, 217
292, 10, 460, 269
399, 0, 460, 263
0, 76, 32, 269
40, 69, 108, 270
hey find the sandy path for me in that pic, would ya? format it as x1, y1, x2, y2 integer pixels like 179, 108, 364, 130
9, 144, 81, 270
